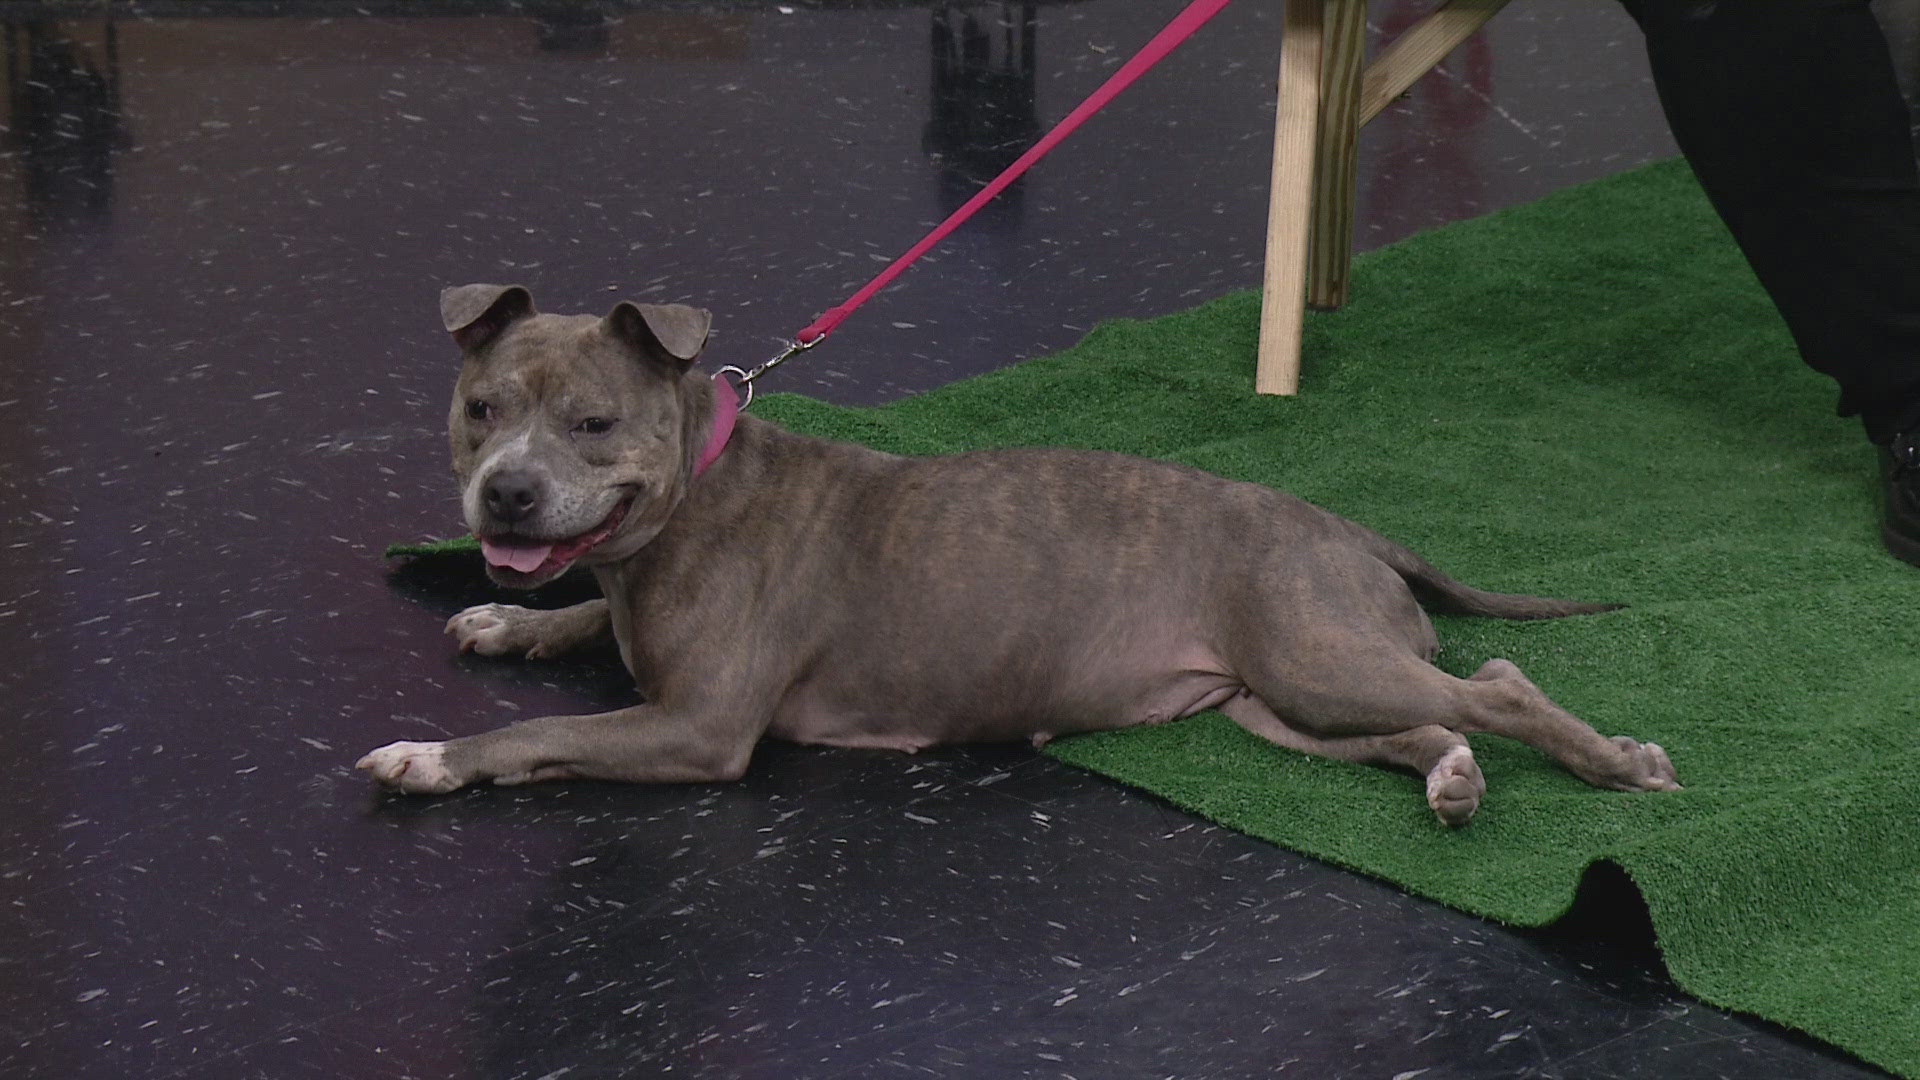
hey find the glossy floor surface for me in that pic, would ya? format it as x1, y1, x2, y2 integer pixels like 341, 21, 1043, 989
1, 2, 1912, 1077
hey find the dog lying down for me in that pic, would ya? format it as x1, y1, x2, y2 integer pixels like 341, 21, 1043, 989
358, 285, 1680, 825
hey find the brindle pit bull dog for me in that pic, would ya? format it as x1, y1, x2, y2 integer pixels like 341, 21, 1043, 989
357, 284, 1681, 825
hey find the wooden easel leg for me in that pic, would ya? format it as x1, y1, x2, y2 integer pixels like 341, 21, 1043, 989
1255, 0, 1325, 396
1307, 0, 1367, 312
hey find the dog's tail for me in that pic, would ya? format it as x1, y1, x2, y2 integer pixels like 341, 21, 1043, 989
1361, 532, 1622, 620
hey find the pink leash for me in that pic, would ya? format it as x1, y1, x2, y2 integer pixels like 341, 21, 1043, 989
714, 0, 1235, 408
798, 0, 1235, 347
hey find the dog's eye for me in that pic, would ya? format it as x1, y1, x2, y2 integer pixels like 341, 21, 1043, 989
573, 417, 616, 436
465, 400, 492, 422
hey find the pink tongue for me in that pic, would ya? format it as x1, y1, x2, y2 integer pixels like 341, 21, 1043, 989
480, 537, 554, 574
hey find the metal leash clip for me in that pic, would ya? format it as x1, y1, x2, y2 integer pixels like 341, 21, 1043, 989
715, 335, 821, 410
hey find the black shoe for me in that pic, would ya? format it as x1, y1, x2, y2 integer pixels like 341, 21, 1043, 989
1884, 428, 1920, 566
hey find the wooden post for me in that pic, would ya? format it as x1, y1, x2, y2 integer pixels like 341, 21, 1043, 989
1307, 0, 1368, 313
1254, 0, 1325, 396
1254, 0, 1514, 396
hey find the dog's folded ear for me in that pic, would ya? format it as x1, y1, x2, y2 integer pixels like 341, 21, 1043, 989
605, 301, 712, 373
440, 284, 535, 355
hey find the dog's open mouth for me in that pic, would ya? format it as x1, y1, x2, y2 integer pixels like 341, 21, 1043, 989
478, 495, 633, 577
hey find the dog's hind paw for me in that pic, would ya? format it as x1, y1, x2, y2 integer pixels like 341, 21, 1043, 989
1425, 745, 1485, 827
1608, 735, 1682, 792
356, 740, 462, 794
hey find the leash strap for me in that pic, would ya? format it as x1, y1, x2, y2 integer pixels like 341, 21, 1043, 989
791, 0, 1234, 350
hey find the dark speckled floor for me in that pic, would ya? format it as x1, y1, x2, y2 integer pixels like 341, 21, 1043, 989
1, 2, 1912, 1077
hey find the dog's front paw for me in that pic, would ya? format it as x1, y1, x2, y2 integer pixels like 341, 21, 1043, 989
356, 740, 463, 794
447, 603, 539, 657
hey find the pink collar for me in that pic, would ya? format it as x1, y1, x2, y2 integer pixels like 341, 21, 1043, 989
694, 372, 739, 478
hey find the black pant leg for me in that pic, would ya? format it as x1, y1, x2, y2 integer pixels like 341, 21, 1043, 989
1618, 0, 1920, 441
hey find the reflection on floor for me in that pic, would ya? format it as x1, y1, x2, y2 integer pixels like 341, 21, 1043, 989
0, 2, 1907, 1077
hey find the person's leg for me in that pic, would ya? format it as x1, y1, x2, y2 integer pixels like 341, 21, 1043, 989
1886, 427, 1920, 565
1618, 0, 1920, 560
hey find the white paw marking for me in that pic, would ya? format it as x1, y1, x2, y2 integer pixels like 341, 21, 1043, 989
1425, 746, 1475, 801
1638, 740, 1682, 791
355, 740, 461, 794
1609, 735, 1683, 792
446, 603, 525, 656
1425, 745, 1484, 826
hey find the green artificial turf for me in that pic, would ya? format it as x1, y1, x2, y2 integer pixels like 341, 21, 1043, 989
390, 159, 1919, 1074
386, 534, 481, 559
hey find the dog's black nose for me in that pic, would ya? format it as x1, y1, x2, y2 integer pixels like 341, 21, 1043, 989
483, 469, 541, 524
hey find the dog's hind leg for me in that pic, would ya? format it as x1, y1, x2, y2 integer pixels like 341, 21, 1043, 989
1222, 640, 1679, 824
1220, 691, 1485, 826
1449, 658, 1680, 794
